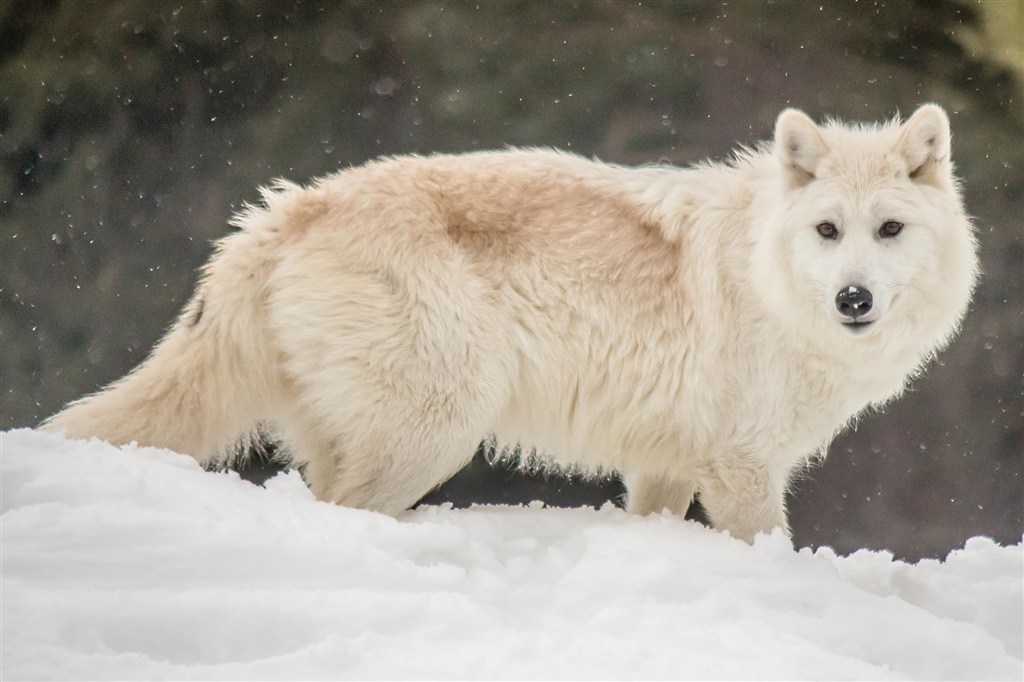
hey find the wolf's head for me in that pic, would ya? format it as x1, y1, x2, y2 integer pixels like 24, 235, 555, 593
753, 104, 979, 367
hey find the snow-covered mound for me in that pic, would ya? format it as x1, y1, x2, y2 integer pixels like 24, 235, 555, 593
1, 429, 1021, 680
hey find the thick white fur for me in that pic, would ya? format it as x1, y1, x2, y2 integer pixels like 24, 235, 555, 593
44, 105, 979, 541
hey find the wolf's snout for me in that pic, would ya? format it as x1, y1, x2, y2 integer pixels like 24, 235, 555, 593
835, 285, 873, 320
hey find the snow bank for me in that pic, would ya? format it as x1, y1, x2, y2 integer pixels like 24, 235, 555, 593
2, 429, 1021, 680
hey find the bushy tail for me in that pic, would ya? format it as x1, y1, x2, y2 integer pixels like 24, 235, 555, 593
43, 184, 296, 464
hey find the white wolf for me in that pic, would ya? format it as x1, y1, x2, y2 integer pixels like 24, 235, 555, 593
44, 105, 978, 541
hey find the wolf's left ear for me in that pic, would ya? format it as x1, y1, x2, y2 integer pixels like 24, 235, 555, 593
897, 104, 951, 184
775, 108, 828, 186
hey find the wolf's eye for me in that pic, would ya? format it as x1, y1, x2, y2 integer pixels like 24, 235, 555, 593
879, 220, 904, 238
816, 222, 838, 239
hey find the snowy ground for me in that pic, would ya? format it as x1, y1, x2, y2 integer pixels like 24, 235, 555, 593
1, 429, 1021, 680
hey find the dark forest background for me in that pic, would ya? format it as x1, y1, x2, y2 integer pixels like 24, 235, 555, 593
2, 0, 1021, 561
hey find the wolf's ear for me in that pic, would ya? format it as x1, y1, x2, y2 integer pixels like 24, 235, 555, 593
897, 104, 951, 184
775, 109, 828, 185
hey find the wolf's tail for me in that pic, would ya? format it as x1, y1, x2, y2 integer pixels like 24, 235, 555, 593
42, 182, 299, 464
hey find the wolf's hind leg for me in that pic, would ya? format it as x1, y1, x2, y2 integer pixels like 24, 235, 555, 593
267, 245, 515, 514
276, 334, 511, 515
286, 410, 487, 515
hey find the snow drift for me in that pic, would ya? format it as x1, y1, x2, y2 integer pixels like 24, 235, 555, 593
1, 429, 1021, 680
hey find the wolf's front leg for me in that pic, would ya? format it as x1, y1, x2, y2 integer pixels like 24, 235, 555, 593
625, 474, 697, 517
698, 459, 791, 543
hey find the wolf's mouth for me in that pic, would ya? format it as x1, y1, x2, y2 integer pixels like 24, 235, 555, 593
841, 320, 875, 334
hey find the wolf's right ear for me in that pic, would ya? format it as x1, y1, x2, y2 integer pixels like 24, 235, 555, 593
775, 109, 828, 186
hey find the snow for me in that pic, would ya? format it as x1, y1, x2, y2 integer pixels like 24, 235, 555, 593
2, 429, 1021, 681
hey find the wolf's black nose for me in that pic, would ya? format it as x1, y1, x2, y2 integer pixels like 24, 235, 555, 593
835, 285, 873, 319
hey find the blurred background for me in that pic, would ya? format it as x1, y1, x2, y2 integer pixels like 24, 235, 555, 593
2, 0, 1020, 561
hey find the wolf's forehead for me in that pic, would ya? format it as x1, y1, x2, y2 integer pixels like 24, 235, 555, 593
820, 125, 904, 179
818, 152, 905, 193
811, 160, 911, 215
